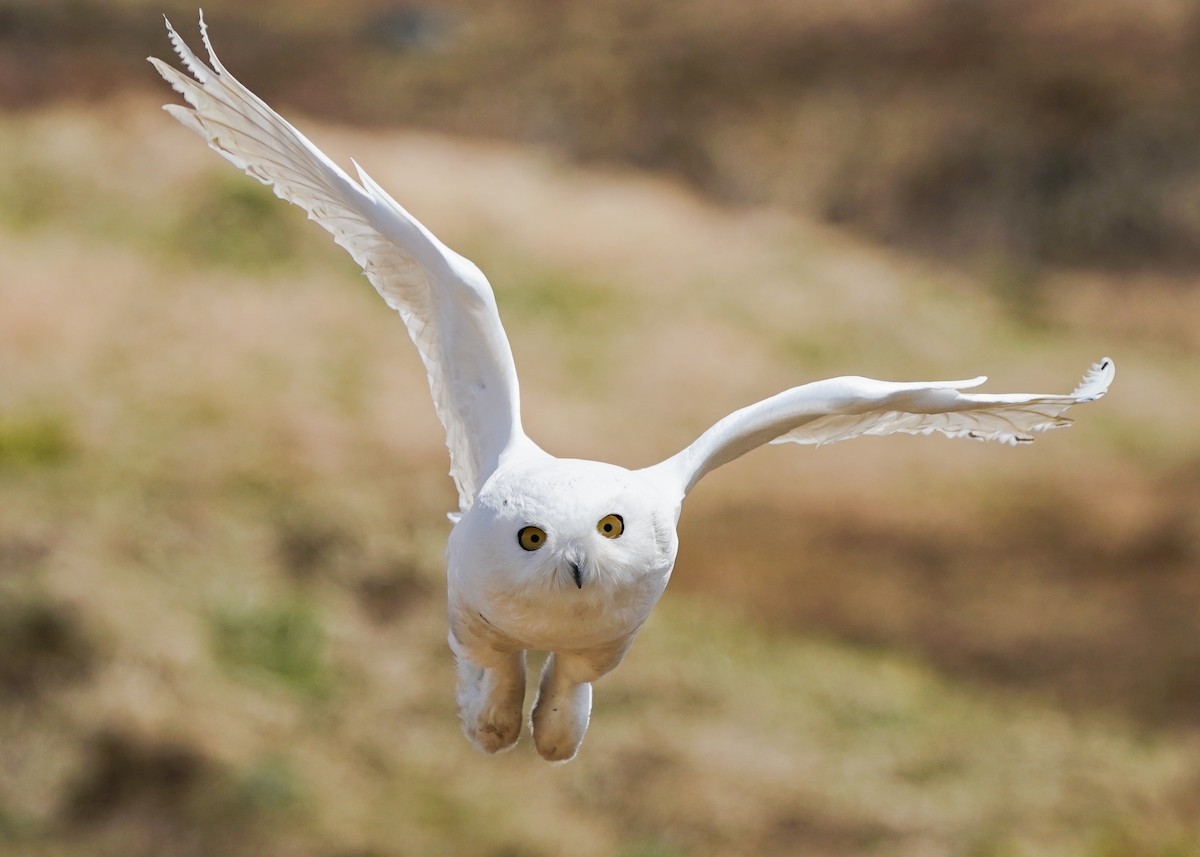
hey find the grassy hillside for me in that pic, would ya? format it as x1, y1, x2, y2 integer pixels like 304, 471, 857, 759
0, 92, 1197, 857
8, 0, 1200, 273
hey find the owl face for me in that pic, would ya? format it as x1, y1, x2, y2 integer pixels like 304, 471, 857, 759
449, 457, 680, 597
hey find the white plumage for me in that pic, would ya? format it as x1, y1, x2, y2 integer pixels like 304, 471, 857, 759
152, 15, 1115, 763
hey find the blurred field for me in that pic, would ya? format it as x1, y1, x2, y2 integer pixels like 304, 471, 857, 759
11, 0, 1200, 272
2, 3, 1200, 857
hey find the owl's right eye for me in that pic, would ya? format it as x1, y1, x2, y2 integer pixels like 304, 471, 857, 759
518, 526, 547, 551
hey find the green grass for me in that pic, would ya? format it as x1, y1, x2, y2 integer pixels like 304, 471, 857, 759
0, 158, 73, 233
0, 412, 74, 470
164, 175, 307, 273
483, 257, 632, 386
225, 755, 307, 819
495, 267, 623, 330
210, 601, 332, 699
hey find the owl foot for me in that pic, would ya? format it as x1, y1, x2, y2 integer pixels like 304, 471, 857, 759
530, 655, 593, 763
464, 700, 524, 754
453, 643, 526, 755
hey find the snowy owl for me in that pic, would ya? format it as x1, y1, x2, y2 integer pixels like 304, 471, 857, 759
152, 16, 1114, 763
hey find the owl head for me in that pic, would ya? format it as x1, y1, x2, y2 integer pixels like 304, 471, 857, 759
449, 457, 680, 595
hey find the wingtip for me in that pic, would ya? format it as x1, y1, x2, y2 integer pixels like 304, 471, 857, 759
197, 8, 227, 74
1072, 356, 1115, 402
162, 12, 184, 50
157, 8, 224, 85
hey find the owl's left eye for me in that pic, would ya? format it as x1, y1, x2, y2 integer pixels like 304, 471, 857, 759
597, 514, 624, 539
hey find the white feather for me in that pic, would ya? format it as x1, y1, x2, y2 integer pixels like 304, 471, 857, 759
646, 358, 1115, 496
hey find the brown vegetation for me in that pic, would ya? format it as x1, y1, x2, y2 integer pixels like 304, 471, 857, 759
7, 0, 1200, 271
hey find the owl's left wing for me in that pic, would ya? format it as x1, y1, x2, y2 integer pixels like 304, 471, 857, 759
644, 358, 1114, 499
150, 15, 527, 513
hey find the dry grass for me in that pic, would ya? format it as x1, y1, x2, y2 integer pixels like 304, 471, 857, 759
10, 0, 1200, 273
0, 95, 1198, 857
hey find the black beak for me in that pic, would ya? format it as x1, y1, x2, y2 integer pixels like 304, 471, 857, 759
569, 560, 583, 589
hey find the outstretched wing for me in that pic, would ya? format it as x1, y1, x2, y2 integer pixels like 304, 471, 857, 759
150, 14, 526, 513
645, 358, 1115, 498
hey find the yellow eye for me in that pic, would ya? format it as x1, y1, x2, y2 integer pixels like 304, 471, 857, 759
597, 514, 624, 539
518, 526, 547, 551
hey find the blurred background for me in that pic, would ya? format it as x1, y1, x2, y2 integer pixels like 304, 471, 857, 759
1, 0, 1198, 855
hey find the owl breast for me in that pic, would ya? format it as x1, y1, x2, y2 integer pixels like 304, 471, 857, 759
468, 563, 670, 652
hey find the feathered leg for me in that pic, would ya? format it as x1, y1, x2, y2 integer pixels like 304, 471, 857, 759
531, 653, 594, 763
449, 633, 526, 754
531, 637, 635, 763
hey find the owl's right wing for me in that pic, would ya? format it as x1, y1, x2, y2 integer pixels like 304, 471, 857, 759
644, 358, 1115, 499
150, 15, 527, 513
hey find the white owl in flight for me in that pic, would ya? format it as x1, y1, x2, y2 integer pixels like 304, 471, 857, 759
152, 16, 1114, 763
